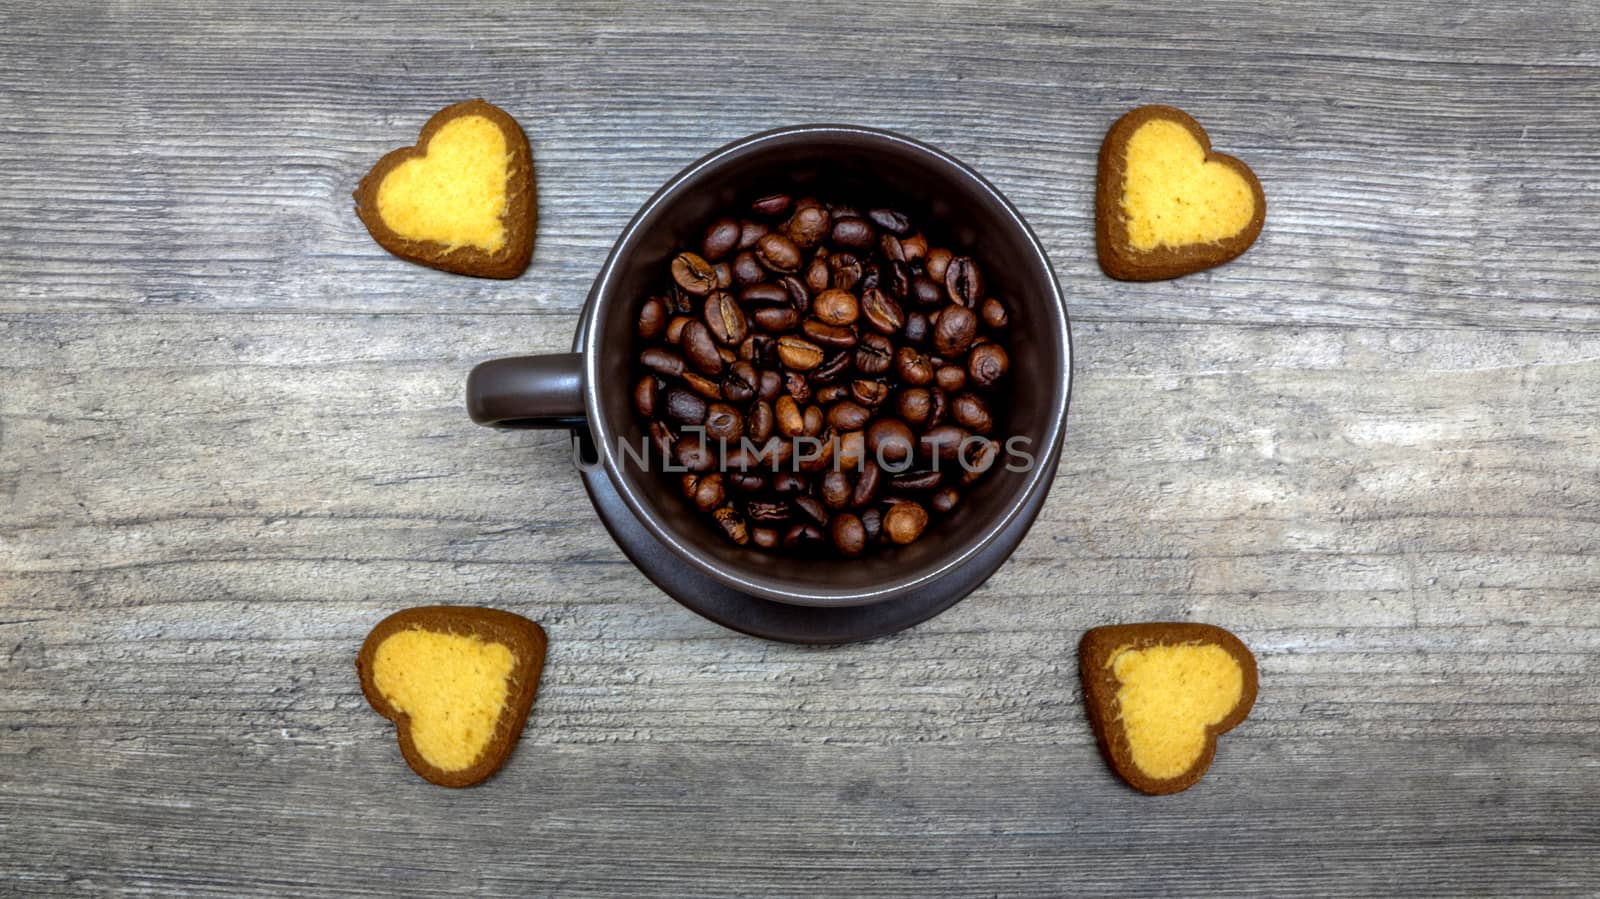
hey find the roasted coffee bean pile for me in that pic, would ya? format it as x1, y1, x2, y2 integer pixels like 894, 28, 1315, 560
632, 194, 1013, 557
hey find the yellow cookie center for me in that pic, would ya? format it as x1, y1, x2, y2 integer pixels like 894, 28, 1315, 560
372, 627, 516, 772
376, 115, 511, 253
1121, 119, 1255, 252
1110, 642, 1244, 780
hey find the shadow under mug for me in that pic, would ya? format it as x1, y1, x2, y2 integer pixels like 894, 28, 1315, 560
467, 125, 1072, 611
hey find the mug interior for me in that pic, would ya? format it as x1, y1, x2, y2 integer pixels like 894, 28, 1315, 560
584, 127, 1069, 606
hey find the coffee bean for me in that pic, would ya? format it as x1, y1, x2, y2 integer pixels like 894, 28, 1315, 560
665, 315, 693, 344
831, 513, 867, 557
703, 291, 748, 346
883, 501, 929, 544
924, 248, 952, 282
900, 232, 928, 262
959, 436, 999, 485
784, 371, 812, 403
705, 403, 743, 443
751, 527, 780, 550
868, 208, 911, 235
851, 459, 882, 506
895, 346, 934, 386
738, 220, 770, 249
860, 288, 905, 335
797, 430, 837, 473
951, 392, 993, 434
753, 305, 800, 333
867, 418, 915, 468
897, 388, 931, 426
758, 369, 783, 402
671, 252, 717, 296
776, 336, 824, 371
778, 275, 812, 315
641, 347, 685, 378
721, 361, 757, 404
816, 383, 850, 405
811, 349, 853, 384
741, 283, 788, 306
681, 321, 723, 375
751, 193, 792, 217
663, 387, 708, 427
891, 470, 943, 492
850, 379, 888, 407
649, 420, 675, 459
747, 500, 792, 524
805, 254, 831, 293
911, 274, 944, 308
837, 430, 866, 470
801, 318, 858, 349
775, 395, 805, 437
713, 262, 732, 289
690, 473, 727, 512
935, 364, 967, 393
968, 343, 1010, 387
747, 400, 774, 443
683, 372, 722, 400
732, 251, 765, 287
731, 472, 767, 493
702, 217, 742, 261
638, 297, 667, 339
800, 404, 822, 438
903, 311, 930, 345
855, 333, 893, 375
830, 216, 875, 250
813, 289, 860, 327
859, 263, 881, 292
713, 505, 750, 544
783, 201, 830, 247
792, 494, 829, 527
821, 470, 853, 511
927, 387, 949, 427
827, 401, 872, 431
945, 256, 983, 307
860, 506, 883, 542
886, 260, 912, 300
756, 233, 802, 273
829, 252, 862, 291
879, 233, 905, 264
921, 424, 970, 462
980, 297, 1009, 330
634, 376, 659, 418
933, 304, 978, 356
781, 522, 826, 552
772, 471, 808, 496
675, 432, 715, 473
930, 487, 960, 514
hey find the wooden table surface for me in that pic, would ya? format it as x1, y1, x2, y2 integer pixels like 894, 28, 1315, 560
3, 1, 1598, 895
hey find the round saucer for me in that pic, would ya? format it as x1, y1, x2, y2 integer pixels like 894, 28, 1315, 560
579, 456, 1052, 644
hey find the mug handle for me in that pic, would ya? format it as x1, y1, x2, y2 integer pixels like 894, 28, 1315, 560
466, 353, 587, 429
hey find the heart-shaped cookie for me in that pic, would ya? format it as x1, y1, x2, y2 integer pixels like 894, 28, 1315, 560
357, 606, 547, 787
354, 99, 536, 279
1079, 622, 1257, 795
1096, 105, 1265, 281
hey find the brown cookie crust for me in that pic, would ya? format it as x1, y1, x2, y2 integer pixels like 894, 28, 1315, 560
1079, 622, 1258, 795
356, 605, 547, 787
354, 99, 536, 279
1096, 105, 1265, 281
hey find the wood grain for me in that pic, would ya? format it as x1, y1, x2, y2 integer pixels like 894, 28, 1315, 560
3, 0, 1599, 894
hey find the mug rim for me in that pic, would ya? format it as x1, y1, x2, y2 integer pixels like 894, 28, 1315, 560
577, 124, 1072, 606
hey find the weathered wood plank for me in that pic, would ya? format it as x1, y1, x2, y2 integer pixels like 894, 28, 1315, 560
2, 739, 1596, 896
0, 1, 1597, 327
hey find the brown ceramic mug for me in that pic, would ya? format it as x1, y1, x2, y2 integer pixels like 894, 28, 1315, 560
467, 125, 1072, 618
